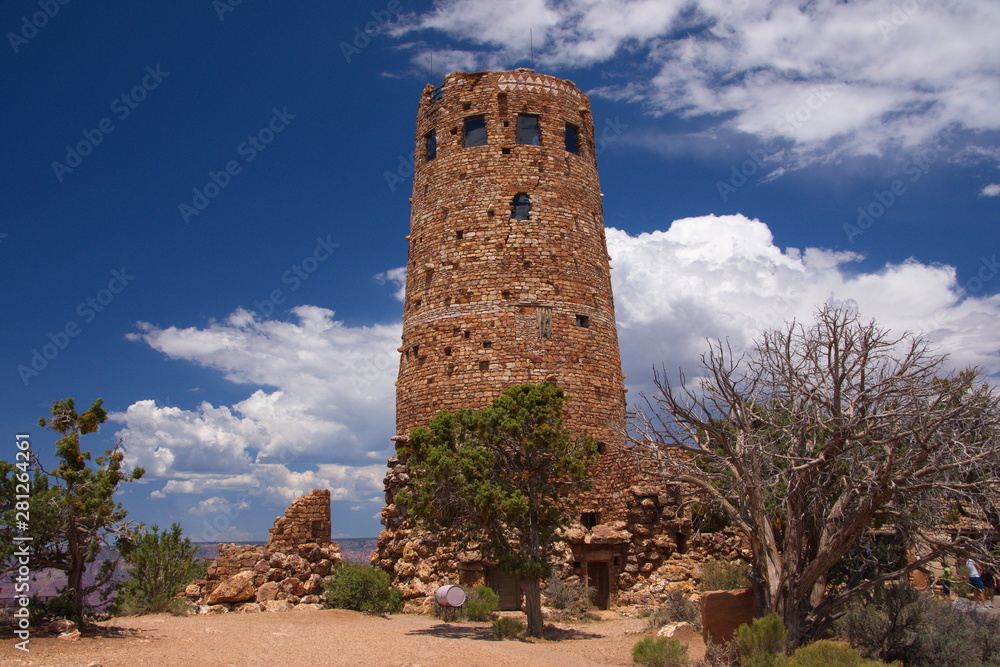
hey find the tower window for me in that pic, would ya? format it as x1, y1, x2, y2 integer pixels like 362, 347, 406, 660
575, 315, 590, 327
479, 360, 490, 371
511, 193, 531, 221
536, 307, 553, 339
565, 122, 579, 153
464, 115, 487, 147
516, 114, 540, 145
424, 131, 437, 160
483, 341, 492, 349
581, 512, 600, 529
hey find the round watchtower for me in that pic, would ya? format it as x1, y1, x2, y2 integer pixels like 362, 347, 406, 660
394, 69, 626, 445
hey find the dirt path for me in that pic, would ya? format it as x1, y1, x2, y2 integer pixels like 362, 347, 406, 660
2, 609, 706, 666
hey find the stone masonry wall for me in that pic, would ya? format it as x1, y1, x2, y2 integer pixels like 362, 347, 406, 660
186, 489, 342, 612
374, 69, 630, 608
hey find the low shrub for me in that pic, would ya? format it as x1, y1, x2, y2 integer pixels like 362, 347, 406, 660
839, 581, 1000, 666
322, 562, 403, 616
699, 559, 750, 592
112, 523, 207, 616
465, 585, 499, 621
632, 635, 690, 666
736, 613, 787, 667
645, 587, 702, 633
493, 615, 526, 640
776, 640, 896, 666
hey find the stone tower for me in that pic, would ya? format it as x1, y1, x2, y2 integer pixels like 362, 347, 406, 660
375, 69, 631, 608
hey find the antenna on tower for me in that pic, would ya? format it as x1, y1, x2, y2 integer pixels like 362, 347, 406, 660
529, 29, 535, 69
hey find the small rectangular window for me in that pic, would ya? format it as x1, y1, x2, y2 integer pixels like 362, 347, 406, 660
575, 314, 590, 327
581, 512, 600, 529
516, 114, 540, 145
565, 122, 579, 153
536, 307, 553, 339
464, 115, 487, 147
425, 131, 437, 160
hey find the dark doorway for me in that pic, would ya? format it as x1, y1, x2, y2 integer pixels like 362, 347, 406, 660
588, 562, 610, 610
489, 569, 522, 611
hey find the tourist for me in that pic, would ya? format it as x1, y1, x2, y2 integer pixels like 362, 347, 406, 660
939, 563, 952, 599
968, 558, 985, 603
982, 565, 995, 608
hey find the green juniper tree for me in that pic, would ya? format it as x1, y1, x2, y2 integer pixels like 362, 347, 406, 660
0, 398, 144, 624
397, 382, 596, 636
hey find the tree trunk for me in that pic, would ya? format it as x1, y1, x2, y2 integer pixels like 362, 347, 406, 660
522, 577, 544, 637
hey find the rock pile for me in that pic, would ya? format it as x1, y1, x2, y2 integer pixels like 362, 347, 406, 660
184, 490, 342, 612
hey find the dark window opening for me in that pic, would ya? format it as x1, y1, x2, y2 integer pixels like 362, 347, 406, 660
573, 561, 582, 569
516, 114, 540, 145
487, 208, 495, 218
479, 360, 490, 371
502, 147, 511, 154
581, 512, 600, 529
456, 230, 464, 239
483, 341, 492, 349
596, 441, 607, 454
430, 84, 444, 103
462, 101, 472, 111
501, 290, 510, 299
464, 331, 471, 339
565, 122, 579, 153
612, 555, 620, 567
413, 345, 419, 357
464, 115, 487, 147
575, 314, 590, 327
497, 93, 508, 115
536, 307, 553, 339
424, 131, 437, 160
444, 347, 452, 356
511, 193, 531, 220
675, 532, 688, 554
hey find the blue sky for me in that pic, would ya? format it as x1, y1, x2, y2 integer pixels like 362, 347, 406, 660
2, 0, 998, 540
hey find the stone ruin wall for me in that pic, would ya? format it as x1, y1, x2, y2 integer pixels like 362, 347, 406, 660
185, 489, 342, 612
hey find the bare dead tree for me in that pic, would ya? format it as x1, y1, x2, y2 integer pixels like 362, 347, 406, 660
630, 305, 1000, 646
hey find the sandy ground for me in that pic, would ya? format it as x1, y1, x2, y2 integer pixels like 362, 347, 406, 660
1, 609, 706, 667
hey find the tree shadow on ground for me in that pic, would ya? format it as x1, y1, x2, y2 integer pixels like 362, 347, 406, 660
406, 622, 603, 642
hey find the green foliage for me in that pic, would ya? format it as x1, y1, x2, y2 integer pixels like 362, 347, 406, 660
322, 561, 403, 615
0, 398, 145, 625
398, 382, 596, 636
645, 587, 701, 631
464, 585, 499, 621
737, 613, 788, 667
775, 640, 897, 666
493, 615, 527, 640
112, 523, 206, 615
631, 635, 690, 666
699, 559, 750, 591
840, 581, 1000, 666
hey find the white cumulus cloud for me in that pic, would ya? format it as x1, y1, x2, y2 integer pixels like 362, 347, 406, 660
395, 0, 1000, 170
